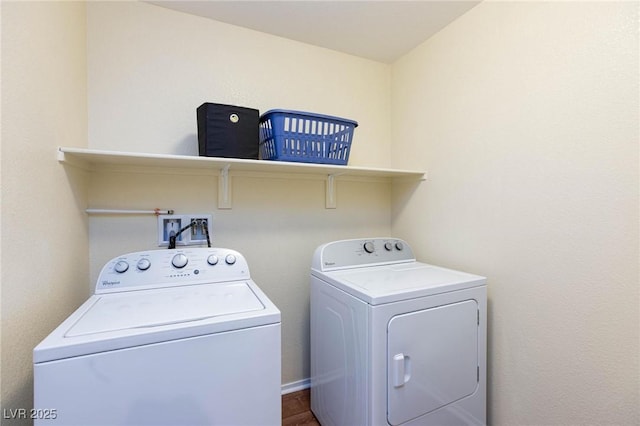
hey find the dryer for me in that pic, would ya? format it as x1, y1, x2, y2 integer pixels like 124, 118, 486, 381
310, 238, 486, 426
34, 247, 281, 426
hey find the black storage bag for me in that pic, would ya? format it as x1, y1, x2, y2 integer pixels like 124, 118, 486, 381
197, 103, 259, 159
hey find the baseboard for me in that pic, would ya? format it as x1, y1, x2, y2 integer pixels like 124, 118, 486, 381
281, 378, 311, 395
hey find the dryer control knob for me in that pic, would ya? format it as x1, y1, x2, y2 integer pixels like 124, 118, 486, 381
225, 254, 237, 265
207, 255, 219, 266
171, 253, 188, 269
114, 260, 129, 273
395, 242, 404, 251
364, 242, 375, 253
384, 242, 393, 251
137, 258, 151, 271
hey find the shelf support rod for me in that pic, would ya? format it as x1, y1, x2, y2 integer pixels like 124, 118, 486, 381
86, 208, 174, 215
218, 165, 232, 209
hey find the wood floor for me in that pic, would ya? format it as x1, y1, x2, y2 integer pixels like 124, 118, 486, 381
282, 389, 320, 426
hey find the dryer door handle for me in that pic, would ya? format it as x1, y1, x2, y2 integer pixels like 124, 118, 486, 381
392, 353, 411, 388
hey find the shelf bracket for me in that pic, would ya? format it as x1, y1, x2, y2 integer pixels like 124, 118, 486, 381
218, 165, 232, 209
57, 146, 89, 170
325, 173, 343, 209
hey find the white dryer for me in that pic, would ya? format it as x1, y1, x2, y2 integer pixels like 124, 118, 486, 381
310, 238, 486, 426
34, 247, 281, 426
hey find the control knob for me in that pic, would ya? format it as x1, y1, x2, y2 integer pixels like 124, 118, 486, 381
137, 258, 151, 271
363, 242, 375, 253
395, 242, 404, 251
225, 254, 237, 265
384, 242, 393, 251
207, 255, 219, 266
172, 253, 188, 269
114, 260, 129, 273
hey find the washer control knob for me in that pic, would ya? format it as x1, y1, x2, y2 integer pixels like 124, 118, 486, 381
363, 242, 375, 253
225, 254, 237, 265
207, 255, 219, 266
384, 242, 393, 251
137, 258, 151, 271
171, 253, 188, 269
395, 242, 404, 251
114, 260, 129, 273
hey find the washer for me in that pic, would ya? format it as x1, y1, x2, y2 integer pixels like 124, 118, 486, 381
310, 238, 486, 426
34, 247, 281, 426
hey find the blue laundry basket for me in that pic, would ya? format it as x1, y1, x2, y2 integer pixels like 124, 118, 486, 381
259, 110, 358, 165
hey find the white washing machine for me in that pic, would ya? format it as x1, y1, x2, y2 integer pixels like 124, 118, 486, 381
34, 247, 281, 426
310, 238, 486, 426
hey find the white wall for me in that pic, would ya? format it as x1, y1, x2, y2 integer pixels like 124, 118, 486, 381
88, 1, 391, 168
391, 1, 639, 424
86, 1, 393, 386
1, 1, 89, 422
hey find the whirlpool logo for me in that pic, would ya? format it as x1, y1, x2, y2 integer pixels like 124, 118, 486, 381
102, 280, 120, 286
324, 261, 336, 266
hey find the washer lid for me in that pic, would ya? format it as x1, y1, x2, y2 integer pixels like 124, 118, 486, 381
321, 262, 486, 305
67, 281, 264, 337
34, 280, 280, 363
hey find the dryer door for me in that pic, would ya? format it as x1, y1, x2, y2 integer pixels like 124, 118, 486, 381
387, 300, 479, 425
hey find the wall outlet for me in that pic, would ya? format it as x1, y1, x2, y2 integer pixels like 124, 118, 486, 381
158, 214, 213, 246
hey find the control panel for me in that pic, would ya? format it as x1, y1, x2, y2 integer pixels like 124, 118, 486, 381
95, 248, 250, 294
312, 238, 415, 271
